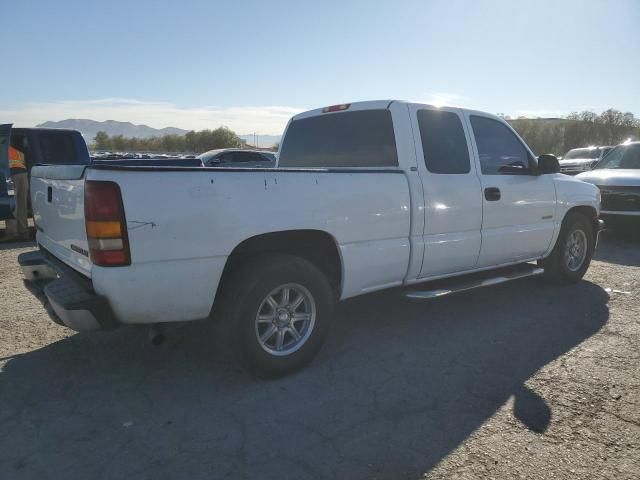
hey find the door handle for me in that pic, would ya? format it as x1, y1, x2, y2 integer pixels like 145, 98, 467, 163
484, 187, 501, 201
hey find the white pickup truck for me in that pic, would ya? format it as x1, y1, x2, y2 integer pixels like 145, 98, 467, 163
20, 100, 602, 376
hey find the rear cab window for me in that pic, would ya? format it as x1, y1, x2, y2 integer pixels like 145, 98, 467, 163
279, 110, 398, 168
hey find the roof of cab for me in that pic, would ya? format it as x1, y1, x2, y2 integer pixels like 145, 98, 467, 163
292, 100, 396, 121
291, 99, 505, 123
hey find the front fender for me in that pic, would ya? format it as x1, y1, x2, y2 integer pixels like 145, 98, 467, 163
542, 176, 600, 257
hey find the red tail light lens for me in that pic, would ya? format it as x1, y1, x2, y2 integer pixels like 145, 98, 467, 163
84, 181, 131, 266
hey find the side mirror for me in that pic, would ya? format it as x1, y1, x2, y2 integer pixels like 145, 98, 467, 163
537, 154, 560, 174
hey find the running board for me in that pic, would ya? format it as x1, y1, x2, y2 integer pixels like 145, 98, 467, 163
405, 264, 544, 300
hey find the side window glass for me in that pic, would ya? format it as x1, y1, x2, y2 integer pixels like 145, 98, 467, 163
470, 116, 530, 175
417, 110, 470, 174
234, 153, 252, 163
245, 153, 261, 162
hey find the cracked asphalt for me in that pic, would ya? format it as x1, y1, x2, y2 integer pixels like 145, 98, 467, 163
0, 226, 638, 479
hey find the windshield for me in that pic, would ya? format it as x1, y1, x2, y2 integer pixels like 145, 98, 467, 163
563, 148, 601, 160
594, 144, 640, 169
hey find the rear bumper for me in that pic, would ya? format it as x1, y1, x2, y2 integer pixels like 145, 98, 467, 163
18, 249, 119, 332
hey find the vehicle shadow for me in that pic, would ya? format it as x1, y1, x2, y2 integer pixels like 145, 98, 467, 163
0, 278, 609, 480
594, 224, 640, 267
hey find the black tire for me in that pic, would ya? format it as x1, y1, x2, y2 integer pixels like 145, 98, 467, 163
542, 212, 594, 284
216, 253, 334, 378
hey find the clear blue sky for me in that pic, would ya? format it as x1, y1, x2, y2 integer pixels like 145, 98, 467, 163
1, 0, 638, 134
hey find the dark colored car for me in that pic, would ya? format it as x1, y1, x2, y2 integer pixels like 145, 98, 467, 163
1, 125, 90, 221
198, 149, 277, 168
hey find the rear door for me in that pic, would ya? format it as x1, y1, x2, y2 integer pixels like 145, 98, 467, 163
465, 113, 557, 266
408, 105, 483, 277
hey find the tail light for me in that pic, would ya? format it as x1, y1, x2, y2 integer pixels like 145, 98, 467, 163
84, 181, 131, 266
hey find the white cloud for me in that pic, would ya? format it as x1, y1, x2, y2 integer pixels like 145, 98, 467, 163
0, 98, 303, 135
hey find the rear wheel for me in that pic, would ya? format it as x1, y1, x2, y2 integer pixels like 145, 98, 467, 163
542, 212, 594, 284
217, 254, 334, 378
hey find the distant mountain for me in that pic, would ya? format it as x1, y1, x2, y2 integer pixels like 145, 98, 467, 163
35, 119, 188, 142
35, 119, 283, 148
240, 134, 281, 148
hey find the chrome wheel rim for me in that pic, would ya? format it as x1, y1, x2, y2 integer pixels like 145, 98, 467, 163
255, 283, 316, 356
564, 229, 588, 272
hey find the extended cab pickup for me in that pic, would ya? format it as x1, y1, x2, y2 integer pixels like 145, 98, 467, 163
19, 101, 603, 376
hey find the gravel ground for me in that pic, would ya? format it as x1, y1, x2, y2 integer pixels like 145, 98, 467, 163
0, 227, 638, 479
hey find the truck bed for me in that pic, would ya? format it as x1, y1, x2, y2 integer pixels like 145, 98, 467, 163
31, 164, 412, 324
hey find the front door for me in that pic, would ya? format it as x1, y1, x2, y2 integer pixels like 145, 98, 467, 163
465, 114, 557, 267
409, 105, 483, 277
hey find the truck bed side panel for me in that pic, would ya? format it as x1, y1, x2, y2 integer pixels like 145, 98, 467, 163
86, 168, 411, 324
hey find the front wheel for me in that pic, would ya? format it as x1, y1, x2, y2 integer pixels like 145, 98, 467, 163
542, 212, 594, 284
219, 254, 334, 378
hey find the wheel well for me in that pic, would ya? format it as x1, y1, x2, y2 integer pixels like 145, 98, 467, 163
565, 205, 598, 222
217, 230, 342, 300
565, 205, 599, 236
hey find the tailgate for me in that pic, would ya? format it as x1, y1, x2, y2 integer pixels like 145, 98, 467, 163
31, 165, 92, 277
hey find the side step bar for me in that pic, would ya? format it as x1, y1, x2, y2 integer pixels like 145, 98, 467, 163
405, 263, 544, 300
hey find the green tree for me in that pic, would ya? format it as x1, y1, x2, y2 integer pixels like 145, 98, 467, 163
93, 131, 111, 150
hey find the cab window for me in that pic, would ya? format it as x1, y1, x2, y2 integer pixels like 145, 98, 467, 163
470, 116, 531, 175
417, 110, 470, 174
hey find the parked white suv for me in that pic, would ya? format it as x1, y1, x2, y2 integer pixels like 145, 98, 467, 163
20, 100, 602, 376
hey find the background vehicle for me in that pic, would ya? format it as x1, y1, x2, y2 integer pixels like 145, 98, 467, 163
559, 146, 613, 175
577, 141, 640, 221
20, 101, 601, 377
92, 157, 204, 167
198, 148, 276, 167
0, 125, 90, 221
